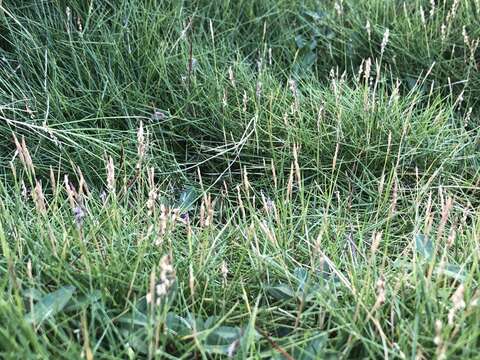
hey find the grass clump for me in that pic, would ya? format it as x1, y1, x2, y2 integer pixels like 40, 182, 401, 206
0, 0, 480, 359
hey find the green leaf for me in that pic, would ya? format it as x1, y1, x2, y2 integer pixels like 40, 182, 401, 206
204, 315, 220, 329
176, 187, 198, 211
266, 284, 296, 301
64, 290, 101, 312
274, 334, 326, 360
206, 326, 242, 345
23, 288, 43, 301
120, 328, 149, 355
295, 335, 326, 360
300, 50, 317, 67
303, 10, 325, 22
436, 263, 467, 282
293, 267, 309, 291
295, 35, 308, 49
166, 312, 192, 335
202, 344, 232, 356
117, 311, 148, 327
25, 286, 76, 324
415, 234, 434, 261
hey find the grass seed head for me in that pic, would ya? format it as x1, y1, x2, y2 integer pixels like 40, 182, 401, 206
146, 255, 175, 306
380, 28, 390, 55
375, 276, 386, 308
221, 260, 228, 283
448, 284, 465, 325
33, 181, 46, 214
242, 91, 248, 112
136, 121, 145, 166
228, 66, 235, 87
106, 156, 115, 192
371, 231, 382, 255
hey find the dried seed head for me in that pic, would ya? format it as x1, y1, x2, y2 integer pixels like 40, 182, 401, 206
448, 284, 465, 325
446, 0, 460, 24
292, 143, 301, 185
430, 0, 435, 17
146, 169, 157, 216
462, 26, 470, 47
27, 258, 33, 280
171, 207, 180, 225
199, 200, 206, 228
289, 79, 300, 112
106, 156, 115, 192
256, 81, 262, 99
221, 260, 228, 282
288, 79, 298, 97
21, 137, 34, 174
33, 181, 46, 214
375, 276, 386, 307
76, 15, 83, 32
424, 192, 433, 235
222, 89, 228, 108
64, 174, 77, 209
441, 23, 447, 42
370, 231, 382, 255
146, 267, 156, 305
228, 66, 236, 87
259, 220, 277, 246
446, 227, 456, 248
146, 255, 176, 306
380, 28, 390, 55
256, 58, 263, 73
464, 107, 473, 128
334, 1, 343, 16
189, 264, 195, 296
364, 57, 372, 83
283, 112, 289, 127
261, 191, 275, 216
158, 204, 168, 242
433, 318, 447, 359
437, 196, 453, 240
390, 177, 398, 216
236, 185, 246, 220
242, 166, 250, 197
13, 134, 35, 176
76, 167, 90, 197
137, 121, 145, 162
451, 284, 466, 309
21, 180, 28, 199
204, 194, 215, 227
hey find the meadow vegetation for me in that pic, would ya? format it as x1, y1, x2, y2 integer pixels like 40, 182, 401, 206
0, 0, 479, 358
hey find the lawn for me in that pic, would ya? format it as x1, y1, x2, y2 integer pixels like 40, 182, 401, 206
0, 0, 479, 358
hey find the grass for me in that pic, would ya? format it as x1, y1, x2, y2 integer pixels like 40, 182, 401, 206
0, 0, 479, 358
